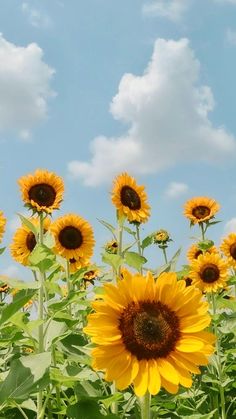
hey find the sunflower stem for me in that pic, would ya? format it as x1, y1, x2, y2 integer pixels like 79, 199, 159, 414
139, 392, 151, 419
37, 212, 45, 419
162, 246, 168, 264
111, 382, 118, 415
136, 223, 143, 274
66, 259, 72, 316
200, 222, 205, 241
211, 292, 226, 419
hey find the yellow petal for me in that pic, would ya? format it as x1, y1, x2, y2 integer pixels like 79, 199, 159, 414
161, 377, 179, 394
133, 360, 148, 397
116, 356, 139, 390
148, 359, 161, 395
175, 338, 204, 352
180, 315, 211, 333
156, 358, 179, 385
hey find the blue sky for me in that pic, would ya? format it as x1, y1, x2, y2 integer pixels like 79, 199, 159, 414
1, 0, 236, 277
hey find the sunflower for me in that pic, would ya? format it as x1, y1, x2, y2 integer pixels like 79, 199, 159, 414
187, 244, 218, 264
189, 253, 229, 293
18, 169, 64, 214
69, 256, 90, 274
50, 214, 95, 261
10, 217, 51, 266
0, 211, 6, 243
105, 240, 118, 254
84, 270, 214, 396
220, 233, 236, 269
111, 173, 150, 223
184, 197, 220, 224
83, 268, 100, 283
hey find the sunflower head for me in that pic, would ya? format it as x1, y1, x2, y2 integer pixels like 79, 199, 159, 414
10, 217, 51, 266
84, 270, 214, 396
105, 240, 118, 254
184, 197, 220, 225
187, 243, 218, 264
220, 233, 236, 269
50, 214, 95, 261
18, 169, 64, 214
189, 253, 229, 293
111, 173, 150, 224
68, 256, 90, 274
83, 268, 100, 284
0, 211, 6, 243
0, 283, 10, 293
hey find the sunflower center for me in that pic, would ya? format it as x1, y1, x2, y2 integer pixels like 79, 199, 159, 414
26, 232, 37, 252
200, 263, 219, 283
120, 186, 141, 210
119, 301, 180, 360
230, 243, 236, 260
29, 183, 56, 208
192, 205, 211, 220
59, 226, 83, 249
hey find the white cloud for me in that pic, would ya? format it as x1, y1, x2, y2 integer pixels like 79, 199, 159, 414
142, 0, 190, 21
226, 28, 236, 45
68, 38, 236, 186
165, 182, 189, 198
0, 34, 55, 138
2, 265, 19, 277
21, 3, 52, 28
224, 218, 236, 234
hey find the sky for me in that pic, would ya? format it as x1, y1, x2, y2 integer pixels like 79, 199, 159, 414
1, 0, 236, 278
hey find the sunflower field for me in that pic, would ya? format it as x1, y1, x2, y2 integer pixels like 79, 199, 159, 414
0, 169, 236, 419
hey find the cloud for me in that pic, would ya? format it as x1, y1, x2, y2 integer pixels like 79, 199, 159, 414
165, 182, 189, 198
224, 218, 236, 234
142, 0, 190, 21
68, 38, 236, 186
21, 2, 52, 28
0, 34, 55, 138
226, 28, 236, 45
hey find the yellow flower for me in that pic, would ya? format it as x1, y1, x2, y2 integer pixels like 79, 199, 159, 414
83, 268, 100, 283
189, 253, 229, 293
220, 233, 236, 269
10, 217, 51, 266
69, 257, 90, 274
187, 244, 218, 264
111, 173, 150, 223
184, 197, 220, 224
0, 211, 6, 243
154, 230, 170, 244
105, 240, 118, 254
84, 271, 214, 396
50, 214, 95, 261
18, 169, 64, 214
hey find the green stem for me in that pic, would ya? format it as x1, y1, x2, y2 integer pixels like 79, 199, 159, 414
162, 247, 168, 264
37, 212, 45, 419
200, 222, 205, 241
136, 223, 143, 274
111, 382, 118, 415
52, 345, 63, 419
139, 392, 151, 419
13, 402, 29, 419
211, 292, 226, 419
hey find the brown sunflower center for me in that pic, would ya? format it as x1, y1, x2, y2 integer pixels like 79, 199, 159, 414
119, 301, 180, 360
200, 263, 219, 283
29, 183, 56, 208
230, 243, 236, 260
26, 232, 37, 252
192, 205, 211, 220
120, 186, 141, 210
59, 226, 83, 249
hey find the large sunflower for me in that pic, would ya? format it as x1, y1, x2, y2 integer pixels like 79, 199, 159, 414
18, 169, 64, 214
220, 233, 236, 269
111, 173, 150, 223
0, 211, 6, 243
84, 271, 214, 396
50, 214, 95, 261
187, 243, 218, 264
189, 253, 229, 293
10, 217, 51, 266
184, 197, 220, 224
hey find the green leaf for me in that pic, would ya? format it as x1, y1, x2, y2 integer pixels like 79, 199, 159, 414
98, 219, 116, 238
102, 252, 123, 271
44, 320, 68, 350
43, 231, 55, 248
0, 352, 51, 403
17, 213, 38, 236
198, 240, 214, 251
125, 251, 147, 270
0, 277, 39, 290
169, 247, 181, 271
67, 400, 120, 419
0, 289, 36, 327
123, 226, 136, 237
0, 247, 5, 255
141, 234, 154, 250
29, 244, 55, 271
